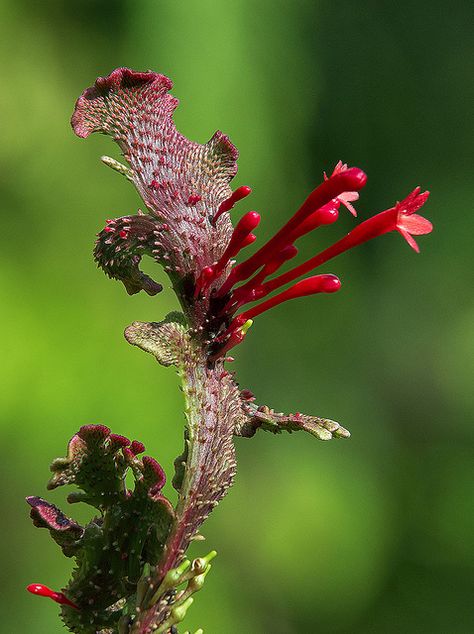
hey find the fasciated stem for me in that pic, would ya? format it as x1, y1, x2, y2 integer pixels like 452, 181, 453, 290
131, 346, 242, 633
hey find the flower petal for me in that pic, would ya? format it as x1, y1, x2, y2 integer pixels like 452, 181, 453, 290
398, 227, 421, 252
400, 213, 433, 235
397, 187, 430, 215
338, 191, 359, 216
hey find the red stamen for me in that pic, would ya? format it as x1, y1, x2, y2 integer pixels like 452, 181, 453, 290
217, 168, 366, 296
228, 274, 340, 329
119, 230, 128, 239
213, 186, 252, 223
27, 584, 79, 610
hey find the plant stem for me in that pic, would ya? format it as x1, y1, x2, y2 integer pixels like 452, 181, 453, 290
131, 346, 241, 633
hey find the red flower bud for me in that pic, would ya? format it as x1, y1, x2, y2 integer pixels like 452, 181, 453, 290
27, 583, 79, 610
213, 185, 252, 223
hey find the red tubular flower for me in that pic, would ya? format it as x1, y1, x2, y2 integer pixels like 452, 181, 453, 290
195, 211, 261, 296
261, 187, 431, 296
213, 185, 252, 223
228, 274, 341, 332
27, 583, 79, 610
324, 160, 360, 216
213, 211, 260, 269
291, 204, 339, 239
217, 165, 367, 296
207, 169, 431, 359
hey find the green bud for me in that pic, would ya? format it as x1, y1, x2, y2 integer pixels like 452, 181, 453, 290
192, 550, 217, 574
171, 596, 194, 623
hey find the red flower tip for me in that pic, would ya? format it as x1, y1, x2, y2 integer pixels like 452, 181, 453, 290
296, 273, 341, 294
395, 188, 432, 252
292, 204, 339, 239
323, 163, 364, 216
194, 265, 215, 298
221, 211, 260, 263
214, 185, 252, 223
209, 319, 253, 361
241, 232, 257, 248
27, 584, 79, 610
397, 187, 430, 215
330, 165, 367, 191
195, 212, 261, 296
237, 210, 260, 233
228, 273, 341, 332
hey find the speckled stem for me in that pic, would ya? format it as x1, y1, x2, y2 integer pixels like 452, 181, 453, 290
131, 345, 242, 633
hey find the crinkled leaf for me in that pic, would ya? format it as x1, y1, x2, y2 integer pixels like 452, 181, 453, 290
241, 401, 350, 441
29, 425, 175, 632
124, 312, 190, 367
27, 496, 83, 556
48, 424, 128, 508
72, 68, 239, 278
94, 213, 163, 296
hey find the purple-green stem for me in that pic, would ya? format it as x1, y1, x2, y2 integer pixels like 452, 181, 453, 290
131, 346, 237, 633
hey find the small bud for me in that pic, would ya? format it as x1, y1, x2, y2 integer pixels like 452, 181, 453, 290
170, 596, 194, 623
192, 550, 217, 574
101, 155, 134, 181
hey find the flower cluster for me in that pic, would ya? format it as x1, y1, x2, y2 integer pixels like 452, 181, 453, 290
71, 68, 431, 364
201, 161, 431, 359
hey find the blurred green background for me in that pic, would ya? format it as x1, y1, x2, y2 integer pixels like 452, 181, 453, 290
1, 0, 473, 632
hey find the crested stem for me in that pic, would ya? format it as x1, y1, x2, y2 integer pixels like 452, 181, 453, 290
131, 347, 239, 633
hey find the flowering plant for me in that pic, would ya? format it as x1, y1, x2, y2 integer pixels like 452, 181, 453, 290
27, 68, 431, 633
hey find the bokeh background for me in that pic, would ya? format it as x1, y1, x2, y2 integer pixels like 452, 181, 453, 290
1, 1, 473, 632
